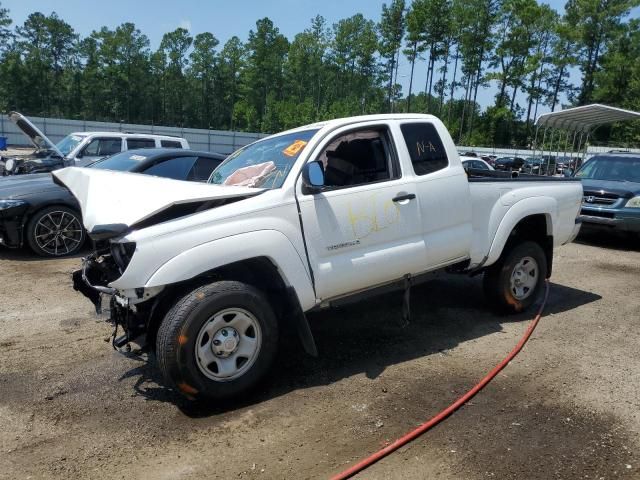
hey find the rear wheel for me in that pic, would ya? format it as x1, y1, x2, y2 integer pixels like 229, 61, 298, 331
156, 281, 279, 401
26, 206, 85, 257
483, 241, 547, 314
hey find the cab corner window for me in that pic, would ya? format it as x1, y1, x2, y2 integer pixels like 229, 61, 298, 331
317, 128, 396, 189
400, 123, 448, 176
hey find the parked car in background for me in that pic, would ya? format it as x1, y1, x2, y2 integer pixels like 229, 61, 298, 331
555, 156, 578, 175
0, 149, 224, 257
494, 156, 525, 172
571, 152, 640, 237
479, 155, 495, 167
461, 156, 494, 171
0, 112, 189, 176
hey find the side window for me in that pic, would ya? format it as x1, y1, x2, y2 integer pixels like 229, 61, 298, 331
142, 156, 198, 180
187, 156, 223, 182
316, 128, 396, 189
400, 123, 448, 175
127, 138, 156, 150
161, 140, 183, 148
83, 138, 100, 156
82, 138, 122, 157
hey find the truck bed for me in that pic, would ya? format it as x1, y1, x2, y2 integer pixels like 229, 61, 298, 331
466, 168, 582, 182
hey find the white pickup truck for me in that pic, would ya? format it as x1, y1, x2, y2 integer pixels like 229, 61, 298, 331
53, 114, 583, 401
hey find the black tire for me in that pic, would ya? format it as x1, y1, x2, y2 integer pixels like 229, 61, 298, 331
156, 280, 279, 401
26, 205, 86, 257
483, 241, 547, 314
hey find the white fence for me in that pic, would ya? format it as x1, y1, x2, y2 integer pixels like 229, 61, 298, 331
2, 113, 637, 158
0, 114, 267, 155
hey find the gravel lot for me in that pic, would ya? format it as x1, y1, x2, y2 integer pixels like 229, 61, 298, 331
1, 230, 638, 480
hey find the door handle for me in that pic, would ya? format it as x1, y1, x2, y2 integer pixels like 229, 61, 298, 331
392, 193, 416, 203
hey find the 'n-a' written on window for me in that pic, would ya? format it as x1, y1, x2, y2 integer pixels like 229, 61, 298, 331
400, 123, 448, 176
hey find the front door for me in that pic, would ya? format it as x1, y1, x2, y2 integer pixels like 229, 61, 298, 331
297, 124, 425, 301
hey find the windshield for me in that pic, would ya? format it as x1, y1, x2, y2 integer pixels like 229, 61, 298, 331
209, 129, 319, 188
87, 151, 148, 171
56, 134, 85, 156
575, 156, 640, 182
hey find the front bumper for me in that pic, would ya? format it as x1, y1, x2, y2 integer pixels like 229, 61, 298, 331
580, 207, 640, 233
0, 219, 22, 248
0, 205, 29, 248
73, 255, 154, 351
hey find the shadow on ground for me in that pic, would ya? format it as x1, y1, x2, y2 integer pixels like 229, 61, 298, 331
575, 228, 639, 252
119, 274, 601, 416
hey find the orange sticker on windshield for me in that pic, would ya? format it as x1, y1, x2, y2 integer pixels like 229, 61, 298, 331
283, 140, 308, 157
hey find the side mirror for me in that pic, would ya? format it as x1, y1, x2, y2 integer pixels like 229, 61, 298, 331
301, 161, 325, 194
563, 168, 574, 177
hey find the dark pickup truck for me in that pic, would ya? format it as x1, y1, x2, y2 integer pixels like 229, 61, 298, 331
571, 152, 640, 236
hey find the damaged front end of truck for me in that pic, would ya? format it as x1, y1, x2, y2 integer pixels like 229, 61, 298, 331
53, 166, 264, 352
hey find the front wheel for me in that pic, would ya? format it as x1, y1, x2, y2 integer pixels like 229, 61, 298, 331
156, 281, 279, 401
483, 241, 547, 314
26, 206, 86, 257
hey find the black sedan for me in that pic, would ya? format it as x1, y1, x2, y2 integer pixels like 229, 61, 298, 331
494, 156, 525, 172
0, 149, 225, 257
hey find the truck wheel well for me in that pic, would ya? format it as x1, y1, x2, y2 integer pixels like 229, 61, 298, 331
505, 214, 553, 278
145, 257, 316, 355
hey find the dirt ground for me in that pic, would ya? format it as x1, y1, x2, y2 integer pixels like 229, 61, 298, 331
1, 229, 638, 480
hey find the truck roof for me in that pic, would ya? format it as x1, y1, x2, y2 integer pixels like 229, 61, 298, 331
281, 113, 441, 136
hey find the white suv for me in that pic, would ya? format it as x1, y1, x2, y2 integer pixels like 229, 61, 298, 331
1, 112, 190, 175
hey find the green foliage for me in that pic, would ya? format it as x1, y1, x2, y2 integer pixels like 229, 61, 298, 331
0, 0, 638, 145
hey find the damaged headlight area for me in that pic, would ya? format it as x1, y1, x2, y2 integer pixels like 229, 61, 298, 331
72, 244, 158, 353
72, 250, 123, 313
111, 241, 136, 274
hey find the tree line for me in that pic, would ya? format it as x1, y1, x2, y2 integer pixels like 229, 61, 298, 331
0, 0, 638, 147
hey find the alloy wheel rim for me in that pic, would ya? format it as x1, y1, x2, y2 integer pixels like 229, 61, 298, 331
195, 307, 262, 382
34, 211, 83, 256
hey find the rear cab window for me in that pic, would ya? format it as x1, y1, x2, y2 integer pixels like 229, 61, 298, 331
161, 140, 183, 148
400, 123, 448, 175
127, 138, 156, 150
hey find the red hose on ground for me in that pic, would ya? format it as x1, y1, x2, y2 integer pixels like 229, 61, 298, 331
330, 280, 550, 480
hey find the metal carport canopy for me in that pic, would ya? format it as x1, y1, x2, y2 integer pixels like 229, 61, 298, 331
535, 103, 640, 132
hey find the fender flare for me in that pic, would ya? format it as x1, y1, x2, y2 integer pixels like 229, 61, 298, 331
485, 197, 556, 266
144, 229, 316, 311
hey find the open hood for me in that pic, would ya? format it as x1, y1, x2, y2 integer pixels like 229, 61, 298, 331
8, 111, 64, 158
52, 167, 264, 236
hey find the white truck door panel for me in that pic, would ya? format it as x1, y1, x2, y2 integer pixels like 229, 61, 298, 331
396, 121, 473, 267
415, 170, 473, 266
299, 181, 424, 300
296, 123, 426, 301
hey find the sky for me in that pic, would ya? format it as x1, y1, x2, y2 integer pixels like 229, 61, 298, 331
3, 0, 637, 116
